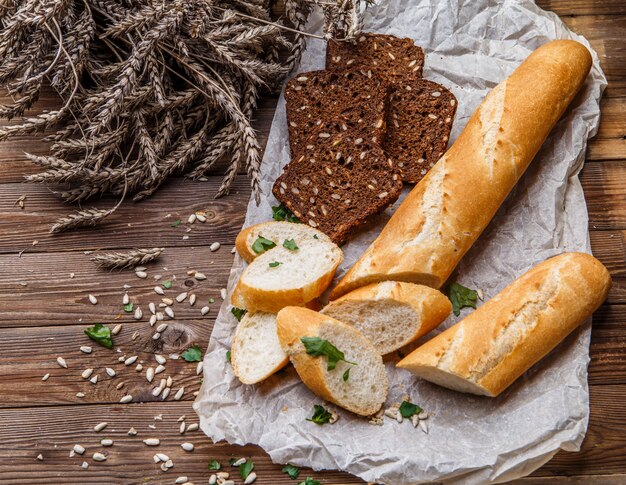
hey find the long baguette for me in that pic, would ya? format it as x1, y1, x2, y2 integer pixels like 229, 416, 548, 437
396, 252, 611, 397
330, 40, 593, 299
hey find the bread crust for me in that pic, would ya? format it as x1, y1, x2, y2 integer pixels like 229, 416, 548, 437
397, 252, 611, 396
276, 307, 388, 416
322, 281, 451, 354
330, 40, 593, 299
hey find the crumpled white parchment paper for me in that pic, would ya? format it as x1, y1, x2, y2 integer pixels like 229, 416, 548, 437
194, 0, 607, 483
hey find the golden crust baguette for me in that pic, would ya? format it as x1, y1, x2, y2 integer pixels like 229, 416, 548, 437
397, 252, 611, 397
276, 307, 388, 416
330, 40, 593, 299
321, 281, 451, 355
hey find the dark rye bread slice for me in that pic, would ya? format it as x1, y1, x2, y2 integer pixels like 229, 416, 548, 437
284, 69, 389, 156
273, 121, 402, 244
326, 33, 425, 83
386, 79, 457, 184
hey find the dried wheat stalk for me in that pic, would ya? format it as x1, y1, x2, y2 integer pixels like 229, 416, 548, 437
0, 0, 367, 232
91, 247, 164, 269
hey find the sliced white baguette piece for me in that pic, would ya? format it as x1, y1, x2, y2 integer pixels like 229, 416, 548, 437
231, 312, 288, 385
276, 307, 388, 416
232, 225, 343, 313
397, 253, 611, 397
321, 281, 451, 355
235, 221, 335, 263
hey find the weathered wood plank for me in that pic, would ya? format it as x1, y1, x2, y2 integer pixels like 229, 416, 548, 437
2, 383, 626, 483
0, 401, 361, 484
0, 245, 234, 327
581, 161, 626, 230
519, 475, 626, 484
537, 0, 626, 16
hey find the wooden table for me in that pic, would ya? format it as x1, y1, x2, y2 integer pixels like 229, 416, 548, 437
0, 1, 624, 483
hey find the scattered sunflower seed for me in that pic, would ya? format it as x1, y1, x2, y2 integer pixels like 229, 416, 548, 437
42, 373, 50, 381
162, 387, 171, 399
143, 438, 160, 446
90, 375, 98, 384
210, 242, 220, 252
149, 314, 157, 326
220, 288, 227, 300
80, 367, 92, 378
124, 356, 138, 366
37, 454, 43, 461
73, 444, 85, 455
76, 392, 85, 398
80, 346, 92, 354
56, 357, 68, 368
88, 295, 98, 305
175, 477, 188, 484
135, 364, 143, 372
179, 422, 186, 434
196, 362, 203, 375
165, 307, 175, 319
154, 286, 165, 295
134, 307, 143, 320
146, 368, 155, 383
174, 387, 185, 401
123, 293, 130, 305
244, 472, 257, 484
149, 302, 156, 314
419, 420, 429, 434
152, 332, 161, 340
176, 292, 188, 303
196, 213, 207, 223
120, 395, 133, 404
136, 271, 148, 279
100, 439, 113, 447
92, 452, 107, 462
189, 294, 197, 306
132, 331, 139, 340
232, 458, 246, 466
188, 214, 196, 224
156, 323, 168, 333
127, 427, 137, 436
152, 386, 163, 397
105, 368, 116, 377
155, 355, 166, 365
112, 324, 122, 335
180, 442, 194, 452
186, 423, 199, 432
166, 376, 173, 388
194, 272, 206, 280
116, 382, 124, 390
201, 306, 210, 315
209, 475, 217, 485
155, 365, 165, 375
94, 422, 108, 432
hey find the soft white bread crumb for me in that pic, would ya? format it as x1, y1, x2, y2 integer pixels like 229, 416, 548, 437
322, 281, 451, 355
276, 307, 388, 416
231, 312, 288, 384
232, 223, 343, 313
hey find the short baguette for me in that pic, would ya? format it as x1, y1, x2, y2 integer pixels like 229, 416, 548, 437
276, 307, 388, 416
330, 40, 593, 298
321, 281, 451, 355
397, 252, 611, 397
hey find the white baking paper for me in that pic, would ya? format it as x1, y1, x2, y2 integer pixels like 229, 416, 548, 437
194, 0, 607, 483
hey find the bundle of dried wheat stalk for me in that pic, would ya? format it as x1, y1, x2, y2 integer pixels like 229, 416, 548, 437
0, 0, 366, 232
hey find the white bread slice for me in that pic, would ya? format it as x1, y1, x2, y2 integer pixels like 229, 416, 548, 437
231, 223, 343, 313
397, 253, 611, 397
276, 307, 388, 416
321, 281, 451, 355
235, 221, 335, 263
231, 312, 288, 385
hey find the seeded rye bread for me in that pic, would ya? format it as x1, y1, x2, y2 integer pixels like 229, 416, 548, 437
386, 79, 457, 183
326, 33, 425, 82
272, 121, 403, 244
284, 69, 389, 156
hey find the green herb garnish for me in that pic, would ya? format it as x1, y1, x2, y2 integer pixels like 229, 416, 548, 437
239, 460, 254, 480
84, 323, 113, 349
301, 337, 356, 371
226, 350, 231, 363
123, 302, 134, 313
272, 204, 300, 223
208, 459, 221, 470
269, 261, 282, 268
313, 234, 319, 239
343, 368, 350, 382
306, 404, 333, 425
162, 280, 173, 289
181, 345, 202, 362
282, 464, 301, 480
449, 282, 478, 316
231, 307, 247, 321
298, 478, 321, 485
398, 400, 423, 418
208, 297, 215, 304
171, 219, 181, 227
283, 238, 298, 251
251, 235, 276, 254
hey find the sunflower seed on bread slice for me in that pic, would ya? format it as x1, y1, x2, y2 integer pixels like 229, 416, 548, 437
385, 79, 457, 183
231, 222, 343, 313
326, 33, 425, 82
231, 312, 288, 384
322, 281, 451, 355
273, 121, 402, 244
284, 69, 389, 156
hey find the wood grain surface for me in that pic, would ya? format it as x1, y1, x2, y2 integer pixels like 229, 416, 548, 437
0, 1, 624, 483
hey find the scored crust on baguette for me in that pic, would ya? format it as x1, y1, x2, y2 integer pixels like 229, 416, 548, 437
235, 221, 335, 263
231, 312, 288, 385
397, 252, 611, 397
330, 40, 593, 299
321, 281, 451, 355
231, 224, 343, 312
276, 307, 388, 416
